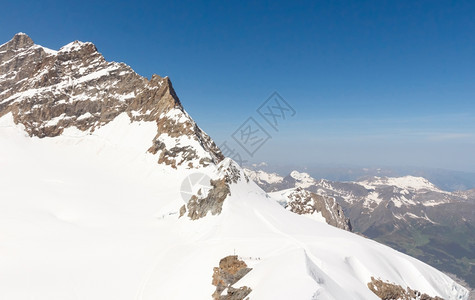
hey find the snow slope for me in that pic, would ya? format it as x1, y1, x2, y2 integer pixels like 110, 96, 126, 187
245, 169, 284, 185
0, 113, 468, 300
268, 188, 328, 224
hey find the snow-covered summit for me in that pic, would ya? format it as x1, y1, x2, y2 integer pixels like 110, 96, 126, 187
58, 40, 95, 53
359, 175, 442, 193
289, 170, 317, 188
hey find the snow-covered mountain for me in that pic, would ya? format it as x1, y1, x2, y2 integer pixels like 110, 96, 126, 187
269, 187, 352, 231
248, 168, 475, 292
244, 169, 352, 231
0, 33, 469, 300
245, 169, 284, 189
0, 32, 222, 168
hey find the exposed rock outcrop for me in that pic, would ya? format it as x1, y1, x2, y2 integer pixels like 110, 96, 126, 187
0, 33, 223, 168
212, 255, 252, 300
185, 178, 230, 220
285, 188, 352, 231
180, 159, 248, 220
368, 277, 444, 300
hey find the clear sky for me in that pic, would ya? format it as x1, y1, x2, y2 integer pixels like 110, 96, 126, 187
1, 0, 474, 171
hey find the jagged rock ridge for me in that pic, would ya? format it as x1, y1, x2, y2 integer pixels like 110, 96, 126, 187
0, 33, 223, 168
212, 255, 252, 300
283, 187, 352, 231
367, 277, 443, 300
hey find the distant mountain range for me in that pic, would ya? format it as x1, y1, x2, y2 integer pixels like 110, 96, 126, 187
247, 163, 475, 191
245, 167, 475, 290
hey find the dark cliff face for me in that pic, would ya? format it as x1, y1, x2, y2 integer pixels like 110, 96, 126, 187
0, 33, 223, 168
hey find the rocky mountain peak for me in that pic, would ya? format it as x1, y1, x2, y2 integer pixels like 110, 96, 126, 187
0, 33, 223, 168
58, 40, 98, 58
1, 32, 34, 51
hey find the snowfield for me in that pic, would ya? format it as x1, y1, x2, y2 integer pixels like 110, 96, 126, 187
0, 113, 469, 300
359, 176, 445, 193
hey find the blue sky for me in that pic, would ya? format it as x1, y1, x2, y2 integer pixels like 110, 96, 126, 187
1, 0, 474, 171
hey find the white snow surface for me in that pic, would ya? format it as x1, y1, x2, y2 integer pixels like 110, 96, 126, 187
290, 170, 316, 188
0, 113, 468, 300
244, 168, 284, 185
268, 188, 298, 203
59, 40, 94, 53
359, 176, 442, 192
268, 188, 328, 224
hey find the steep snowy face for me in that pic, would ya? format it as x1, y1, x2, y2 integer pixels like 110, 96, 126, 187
0, 115, 469, 299
0, 33, 223, 168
